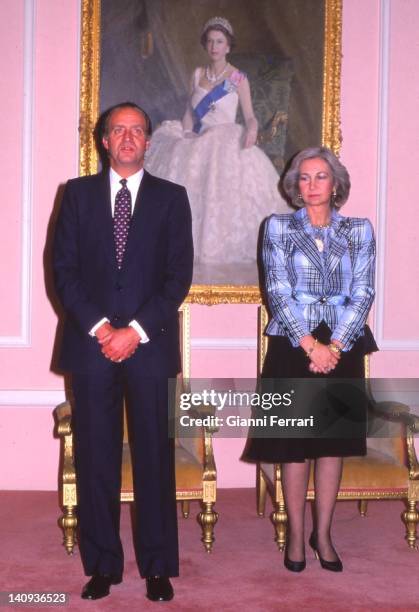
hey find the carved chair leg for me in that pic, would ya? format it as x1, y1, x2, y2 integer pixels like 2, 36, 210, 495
59, 505, 77, 555
271, 501, 287, 552
257, 464, 267, 517
197, 502, 218, 553
358, 499, 368, 516
402, 500, 419, 549
181, 500, 190, 519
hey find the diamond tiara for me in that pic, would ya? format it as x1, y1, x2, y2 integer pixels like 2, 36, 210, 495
201, 16, 234, 36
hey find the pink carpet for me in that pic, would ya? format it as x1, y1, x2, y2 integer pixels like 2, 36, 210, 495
0, 489, 418, 611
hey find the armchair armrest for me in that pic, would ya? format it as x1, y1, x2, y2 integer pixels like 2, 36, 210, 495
176, 399, 218, 476
189, 402, 219, 435
369, 400, 419, 479
55, 401, 72, 433
405, 413, 419, 480
370, 400, 410, 420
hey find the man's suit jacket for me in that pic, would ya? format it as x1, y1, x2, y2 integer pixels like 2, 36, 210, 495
53, 169, 193, 376
262, 207, 376, 350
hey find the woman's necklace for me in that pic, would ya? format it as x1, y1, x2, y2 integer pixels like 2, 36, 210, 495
206, 62, 229, 83
312, 223, 330, 253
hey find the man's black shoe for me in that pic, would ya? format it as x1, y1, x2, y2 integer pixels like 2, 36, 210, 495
81, 574, 122, 600
146, 576, 174, 602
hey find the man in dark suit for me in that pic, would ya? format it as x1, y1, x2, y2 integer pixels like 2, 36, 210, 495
53, 102, 193, 602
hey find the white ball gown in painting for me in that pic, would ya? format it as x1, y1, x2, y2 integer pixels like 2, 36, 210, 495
144, 69, 289, 280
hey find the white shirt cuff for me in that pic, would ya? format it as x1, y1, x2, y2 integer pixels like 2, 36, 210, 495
129, 320, 150, 343
89, 318, 109, 337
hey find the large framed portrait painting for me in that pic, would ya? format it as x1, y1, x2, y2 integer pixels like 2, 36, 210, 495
79, 0, 342, 304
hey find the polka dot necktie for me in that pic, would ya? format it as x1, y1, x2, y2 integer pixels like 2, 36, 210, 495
113, 178, 132, 268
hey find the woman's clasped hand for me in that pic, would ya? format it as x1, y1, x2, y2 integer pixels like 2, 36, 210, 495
301, 336, 342, 374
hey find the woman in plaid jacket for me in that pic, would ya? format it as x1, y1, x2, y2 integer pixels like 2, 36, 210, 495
243, 146, 377, 572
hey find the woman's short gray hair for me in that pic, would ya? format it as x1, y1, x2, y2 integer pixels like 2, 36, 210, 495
282, 146, 351, 208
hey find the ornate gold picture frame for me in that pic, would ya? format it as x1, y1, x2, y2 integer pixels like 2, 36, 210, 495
79, 0, 342, 305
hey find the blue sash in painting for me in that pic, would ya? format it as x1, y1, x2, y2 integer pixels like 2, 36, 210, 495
192, 77, 241, 133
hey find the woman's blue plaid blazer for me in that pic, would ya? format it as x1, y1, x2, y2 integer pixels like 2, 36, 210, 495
263, 207, 376, 351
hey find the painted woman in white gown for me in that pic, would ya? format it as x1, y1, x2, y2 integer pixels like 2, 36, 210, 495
145, 17, 289, 277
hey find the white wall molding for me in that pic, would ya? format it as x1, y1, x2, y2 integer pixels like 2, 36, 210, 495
0, 0, 35, 347
0, 389, 66, 407
374, 0, 390, 348
191, 338, 257, 350
374, 0, 419, 351
374, 338, 419, 350
1, 385, 416, 409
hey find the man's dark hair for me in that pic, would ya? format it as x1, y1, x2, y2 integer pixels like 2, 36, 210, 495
102, 102, 153, 138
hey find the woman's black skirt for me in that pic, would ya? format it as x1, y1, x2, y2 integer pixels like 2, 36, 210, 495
241, 321, 378, 463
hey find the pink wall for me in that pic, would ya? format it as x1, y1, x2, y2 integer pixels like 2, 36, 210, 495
0, 0, 79, 489
341, 0, 419, 377
0, 0, 418, 491
379, 0, 419, 352
340, 0, 380, 222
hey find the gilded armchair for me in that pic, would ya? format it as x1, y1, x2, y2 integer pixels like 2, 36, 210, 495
55, 304, 218, 555
255, 305, 419, 550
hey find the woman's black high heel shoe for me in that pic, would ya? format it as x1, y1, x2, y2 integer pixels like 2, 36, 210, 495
284, 546, 306, 573
309, 533, 343, 572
